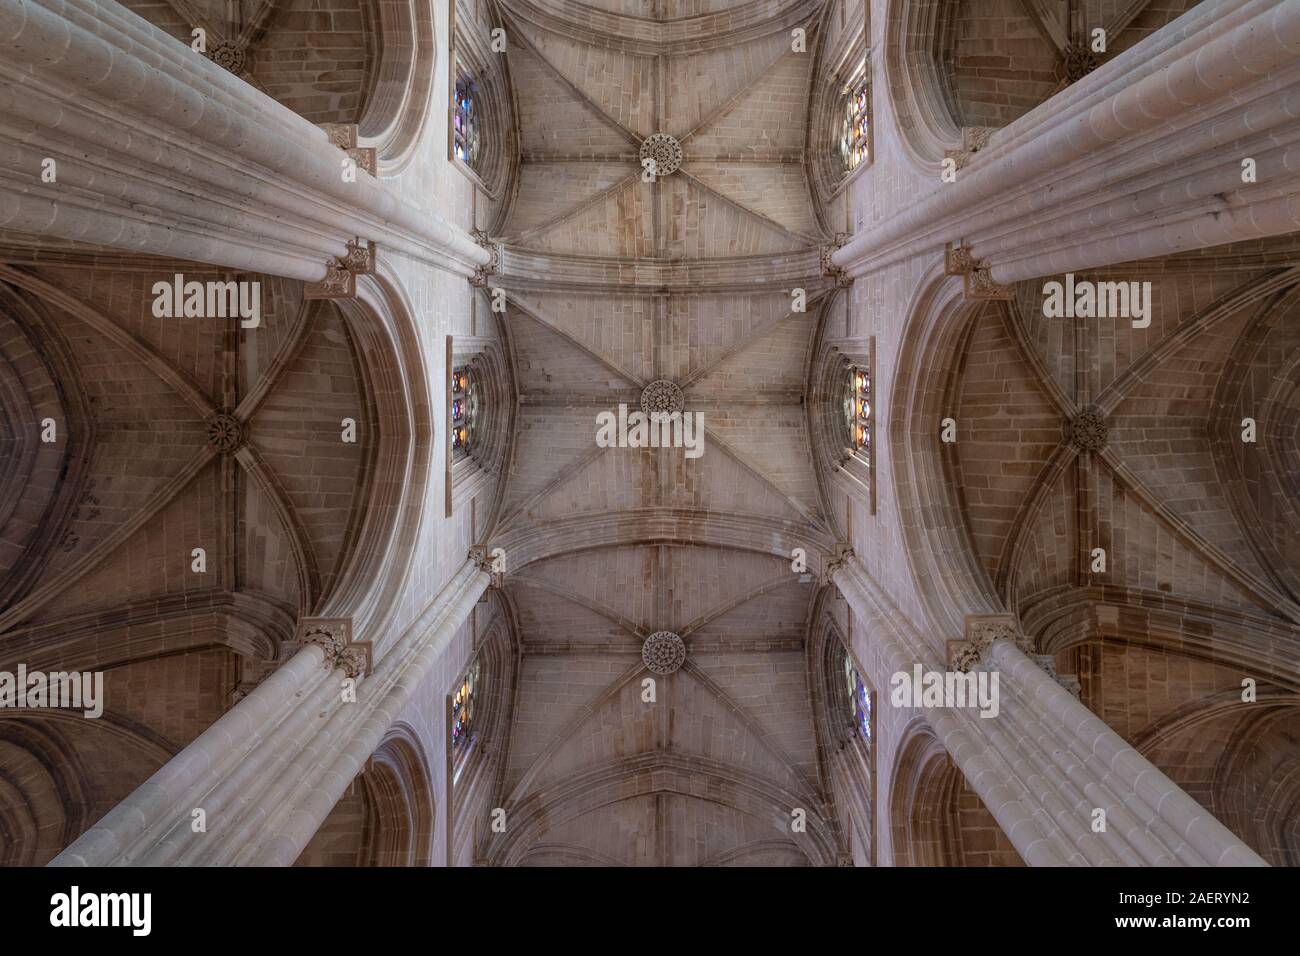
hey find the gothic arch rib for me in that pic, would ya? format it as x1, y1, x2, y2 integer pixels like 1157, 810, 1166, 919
0, 265, 219, 417
507, 572, 647, 641
503, 0, 826, 55
502, 658, 649, 806
681, 659, 825, 801
1097, 450, 1299, 623
1093, 267, 1300, 415
491, 752, 839, 867
1208, 280, 1300, 607
0, 281, 96, 612
495, 510, 835, 574
235, 442, 321, 616
0, 445, 217, 633
503, 20, 643, 148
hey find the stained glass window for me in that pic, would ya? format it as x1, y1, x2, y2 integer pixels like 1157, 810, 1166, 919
843, 654, 871, 744
454, 73, 481, 169
844, 364, 871, 460
451, 659, 480, 756
451, 365, 476, 459
839, 72, 870, 173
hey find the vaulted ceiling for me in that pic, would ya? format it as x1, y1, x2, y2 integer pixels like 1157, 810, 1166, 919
0, 261, 378, 864
946, 239, 1300, 633
945, 0, 1203, 130
939, 236, 1300, 864
487, 0, 846, 866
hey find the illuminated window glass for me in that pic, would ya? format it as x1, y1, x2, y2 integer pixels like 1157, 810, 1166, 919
844, 364, 871, 460
843, 654, 871, 744
451, 365, 477, 459
839, 72, 869, 173
451, 659, 480, 756
454, 73, 481, 169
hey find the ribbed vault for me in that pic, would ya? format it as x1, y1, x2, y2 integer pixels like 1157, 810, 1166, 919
485, 0, 854, 866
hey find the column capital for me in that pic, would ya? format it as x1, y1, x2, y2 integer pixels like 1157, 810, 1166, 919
949, 613, 1031, 672
319, 122, 376, 175
469, 545, 504, 590
304, 239, 378, 299
469, 231, 501, 288
820, 233, 853, 288
945, 242, 1011, 300
966, 267, 1013, 301
942, 126, 995, 170
297, 617, 372, 679
821, 544, 854, 585
943, 241, 977, 276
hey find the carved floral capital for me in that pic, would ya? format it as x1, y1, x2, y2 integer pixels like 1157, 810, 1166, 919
469, 230, 501, 288
298, 618, 372, 679
948, 613, 1032, 672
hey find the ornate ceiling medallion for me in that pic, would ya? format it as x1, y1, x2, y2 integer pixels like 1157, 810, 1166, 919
639, 133, 683, 177
642, 631, 686, 675
640, 380, 685, 416
1067, 408, 1109, 453
205, 413, 245, 454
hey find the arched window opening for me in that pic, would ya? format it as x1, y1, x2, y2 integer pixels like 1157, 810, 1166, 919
451, 658, 480, 773
844, 364, 872, 461
451, 364, 477, 460
839, 67, 870, 174
843, 652, 872, 745
453, 71, 482, 170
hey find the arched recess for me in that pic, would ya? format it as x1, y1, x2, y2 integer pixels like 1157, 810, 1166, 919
888, 0, 1211, 171
357, 0, 438, 174
451, 1, 520, 232
808, 595, 873, 864
447, 331, 514, 530
889, 719, 960, 864
806, 0, 871, 234
1134, 695, 1300, 867
889, 717, 1023, 866
0, 712, 173, 867
1209, 281, 1300, 604
117, 0, 379, 128
0, 280, 95, 611
449, 596, 518, 865
319, 269, 434, 656
890, 268, 1003, 646
360, 723, 437, 866
295, 723, 436, 867
808, 300, 872, 532
883, 0, 965, 170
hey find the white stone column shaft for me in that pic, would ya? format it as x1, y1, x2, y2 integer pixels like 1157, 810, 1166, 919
832, 555, 1267, 866
247, 559, 490, 865
831, 0, 1300, 281
0, 0, 488, 279
47, 643, 333, 865
50, 559, 490, 866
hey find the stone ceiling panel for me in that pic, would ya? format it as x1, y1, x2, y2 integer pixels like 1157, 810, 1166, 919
514, 23, 657, 137
509, 46, 638, 156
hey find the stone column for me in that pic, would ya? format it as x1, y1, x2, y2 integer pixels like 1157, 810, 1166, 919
832, 554, 1266, 866
832, 0, 1300, 282
50, 557, 490, 867
0, 0, 488, 280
